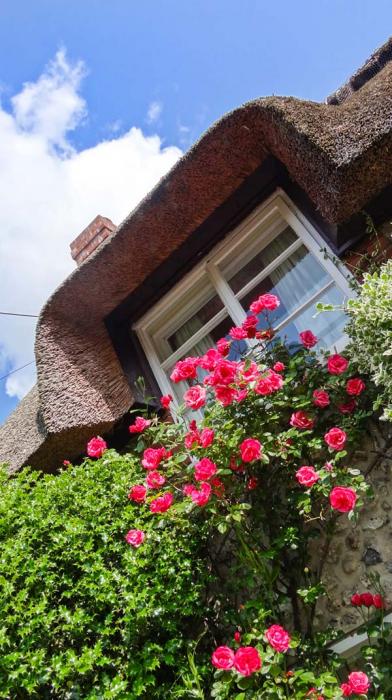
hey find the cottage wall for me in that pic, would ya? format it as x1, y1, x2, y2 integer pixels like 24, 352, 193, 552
315, 420, 392, 633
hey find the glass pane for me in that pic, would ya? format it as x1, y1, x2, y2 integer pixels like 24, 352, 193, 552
240, 245, 330, 328
167, 294, 224, 352
275, 285, 347, 350
227, 226, 298, 294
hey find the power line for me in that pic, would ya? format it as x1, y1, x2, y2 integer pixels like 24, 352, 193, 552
0, 361, 35, 382
0, 311, 38, 318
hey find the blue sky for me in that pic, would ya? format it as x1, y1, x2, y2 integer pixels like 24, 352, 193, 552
0, 0, 392, 423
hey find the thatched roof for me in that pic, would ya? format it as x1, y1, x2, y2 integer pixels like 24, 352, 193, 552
2, 39, 392, 472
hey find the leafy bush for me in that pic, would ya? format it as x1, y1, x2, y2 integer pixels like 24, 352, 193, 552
0, 453, 212, 698
345, 259, 392, 421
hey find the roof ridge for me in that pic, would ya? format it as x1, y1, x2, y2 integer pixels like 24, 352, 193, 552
327, 36, 392, 105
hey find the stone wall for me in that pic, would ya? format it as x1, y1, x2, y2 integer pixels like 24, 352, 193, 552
315, 419, 392, 633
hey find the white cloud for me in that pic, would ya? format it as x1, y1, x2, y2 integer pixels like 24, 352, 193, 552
0, 50, 182, 402
11, 49, 87, 154
146, 100, 162, 124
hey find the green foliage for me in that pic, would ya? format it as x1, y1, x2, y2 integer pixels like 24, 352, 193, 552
345, 259, 392, 421
0, 453, 212, 698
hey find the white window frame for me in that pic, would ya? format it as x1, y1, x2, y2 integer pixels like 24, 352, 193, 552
133, 189, 353, 407
330, 611, 392, 659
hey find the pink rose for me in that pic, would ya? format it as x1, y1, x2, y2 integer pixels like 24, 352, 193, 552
250, 293, 280, 313
214, 385, 236, 406
211, 646, 234, 670
255, 370, 283, 395
239, 360, 260, 383
265, 624, 291, 653
63, 460, 71, 467
210, 359, 238, 385
142, 447, 168, 470
327, 353, 349, 375
350, 593, 361, 606
200, 428, 215, 448
160, 394, 172, 409
184, 385, 207, 410
247, 476, 259, 490
199, 348, 221, 371
313, 389, 330, 408
273, 361, 285, 372
125, 529, 145, 548
211, 477, 225, 498
290, 411, 314, 430
338, 399, 356, 414
373, 594, 385, 609
267, 370, 284, 391
194, 457, 217, 481
299, 330, 318, 348
329, 486, 357, 512
183, 484, 195, 497
235, 388, 248, 402
170, 357, 198, 383
255, 376, 275, 395
185, 427, 200, 449
340, 683, 353, 697
149, 492, 174, 513
234, 631, 241, 643
242, 314, 259, 338
146, 470, 166, 489
190, 481, 211, 506
128, 484, 147, 502
360, 592, 374, 607
233, 646, 262, 676
216, 338, 230, 357
240, 438, 262, 463
87, 436, 107, 458
295, 466, 320, 488
347, 671, 370, 695
346, 378, 365, 396
229, 326, 248, 340
324, 427, 347, 451
129, 416, 152, 434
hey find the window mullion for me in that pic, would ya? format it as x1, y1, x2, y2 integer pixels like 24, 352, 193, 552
273, 280, 334, 333
137, 328, 175, 400
234, 238, 302, 302
160, 308, 228, 371
206, 261, 246, 326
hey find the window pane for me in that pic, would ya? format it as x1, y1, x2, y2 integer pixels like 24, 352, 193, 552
275, 285, 347, 350
226, 226, 298, 294
240, 245, 330, 327
167, 294, 224, 353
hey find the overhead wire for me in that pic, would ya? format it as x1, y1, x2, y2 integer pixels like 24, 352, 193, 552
0, 361, 35, 382
0, 311, 38, 318
0, 312, 37, 381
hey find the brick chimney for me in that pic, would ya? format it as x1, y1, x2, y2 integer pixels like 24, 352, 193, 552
70, 215, 116, 265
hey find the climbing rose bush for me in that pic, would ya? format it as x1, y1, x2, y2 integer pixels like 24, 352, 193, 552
116, 294, 389, 698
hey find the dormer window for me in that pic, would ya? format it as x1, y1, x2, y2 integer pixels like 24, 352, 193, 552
134, 191, 352, 407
